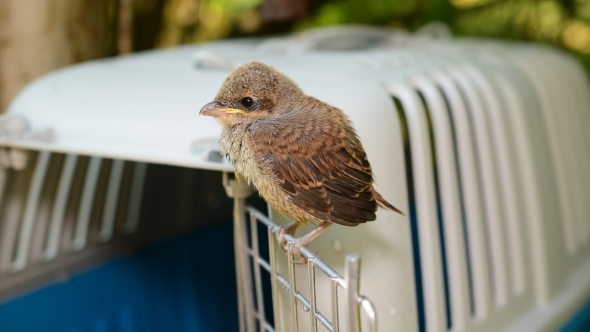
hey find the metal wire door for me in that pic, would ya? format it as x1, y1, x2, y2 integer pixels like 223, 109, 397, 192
224, 172, 378, 332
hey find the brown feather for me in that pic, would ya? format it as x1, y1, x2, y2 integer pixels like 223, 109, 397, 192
205, 61, 404, 230
246, 95, 403, 227
374, 189, 405, 216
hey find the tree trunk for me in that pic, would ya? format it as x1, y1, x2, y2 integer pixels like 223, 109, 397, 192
0, 0, 112, 112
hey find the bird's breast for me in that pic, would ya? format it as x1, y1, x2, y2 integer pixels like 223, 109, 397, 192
220, 126, 271, 187
219, 125, 324, 225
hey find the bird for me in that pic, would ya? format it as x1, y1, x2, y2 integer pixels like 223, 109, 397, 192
200, 61, 404, 263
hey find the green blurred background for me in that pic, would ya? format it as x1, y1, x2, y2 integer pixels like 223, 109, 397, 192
2, 0, 590, 112
140, 0, 590, 71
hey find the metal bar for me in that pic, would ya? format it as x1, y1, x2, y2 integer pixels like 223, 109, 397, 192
247, 206, 374, 332
288, 241, 299, 332
268, 226, 282, 332
275, 272, 334, 331
249, 208, 342, 279
235, 207, 247, 332
124, 162, 147, 233
304, 249, 341, 279
12, 150, 51, 272
0, 156, 17, 272
265, 279, 329, 329
225, 173, 257, 332
236, 199, 255, 332
225, 172, 250, 332
255, 249, 272, 272
239, 201, 257, 332
263, 321, 275, 332
71, 156, 102, 251
250, 211, 267, 332
239, 295, 246, 332
359, 296, 378, 332
0, 160, 8, 214
344, 254, 361, 332
250, 207, 276, 228
248, 247, 342, 331
99, 159, 125, 241
308, 258, 318, 332
332, 278, 341, 332
0, 162, 9, 271
43, 154, 78, 261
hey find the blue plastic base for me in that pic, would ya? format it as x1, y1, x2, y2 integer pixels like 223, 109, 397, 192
560, 296, 590, 332
0, 221, 239, 332
3, 216, 588, 332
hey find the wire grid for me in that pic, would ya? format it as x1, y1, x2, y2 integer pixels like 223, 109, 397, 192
234, 206, 378, 332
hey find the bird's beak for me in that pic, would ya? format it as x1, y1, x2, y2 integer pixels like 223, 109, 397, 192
199, 101, 245, 117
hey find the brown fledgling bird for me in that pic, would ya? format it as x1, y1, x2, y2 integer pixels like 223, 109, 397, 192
200, 62, 404, 262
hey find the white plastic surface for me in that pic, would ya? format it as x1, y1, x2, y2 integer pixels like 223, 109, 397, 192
3, 26, 590, 332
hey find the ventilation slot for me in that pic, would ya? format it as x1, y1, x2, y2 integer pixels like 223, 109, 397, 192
43, 154, 78, 260
416, 89, 452, 330
465, 65, 528, 296
510, 55, 578, 258
386, 82, 447, 332
448, 68, 510, 308
0, 151, 42, 273
538, 57, 588, 251
546, 54, 590, 252
385, 63, 537, 330
392, 95, 426, 332
489, 71, 546, 303
29, 153, 65, 263
0, 151, 237, 302
0, 152, 147, 273
412, 75, 474, 331
430, 70, 492, 321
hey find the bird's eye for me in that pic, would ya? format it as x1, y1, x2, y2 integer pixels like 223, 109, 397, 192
241, 97, 254, 108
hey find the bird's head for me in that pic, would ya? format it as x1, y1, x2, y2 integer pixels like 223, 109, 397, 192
199, 62, 304, 126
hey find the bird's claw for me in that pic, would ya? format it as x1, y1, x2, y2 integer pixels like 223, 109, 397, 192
277, 229, 308, 264
277, 223, 298, 252
277, 227, 290, 252
276, 222, 325, 265
287, 240, 307, 265
290, 249, 321, 265
291, 256, 308, 265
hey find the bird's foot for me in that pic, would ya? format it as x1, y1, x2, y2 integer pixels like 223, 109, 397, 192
277, 221, 299, 252
278, 229, 309, 264
286, 239, 309, 265
278, 228, 289, 252
278, 222, 331, 265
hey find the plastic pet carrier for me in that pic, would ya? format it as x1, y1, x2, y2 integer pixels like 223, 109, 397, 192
0, 25, 589, 332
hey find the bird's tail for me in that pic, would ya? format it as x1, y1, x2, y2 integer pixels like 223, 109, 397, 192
374, 190, 405, 216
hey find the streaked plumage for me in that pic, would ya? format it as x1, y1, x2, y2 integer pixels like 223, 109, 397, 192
200, 62, 403, 261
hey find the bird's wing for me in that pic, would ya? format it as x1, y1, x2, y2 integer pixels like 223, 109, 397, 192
249, 112, 378, 226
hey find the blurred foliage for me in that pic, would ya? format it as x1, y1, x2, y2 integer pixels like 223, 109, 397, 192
127, 0, 590, 72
